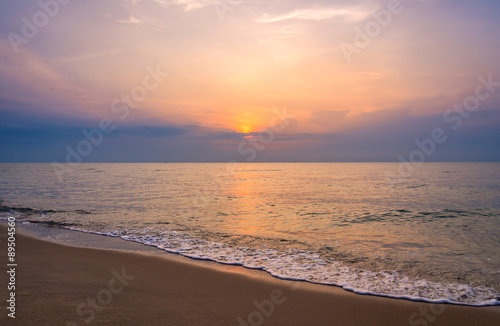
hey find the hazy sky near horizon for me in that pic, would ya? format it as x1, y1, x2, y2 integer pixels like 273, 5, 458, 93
1, 0, 499, 162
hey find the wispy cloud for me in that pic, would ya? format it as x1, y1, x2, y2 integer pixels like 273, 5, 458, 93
0, 39, 94, 114
257, 6, 375, 23
51, 49, 122, 63
152, 0, 220, 12
117, 15, 144, 24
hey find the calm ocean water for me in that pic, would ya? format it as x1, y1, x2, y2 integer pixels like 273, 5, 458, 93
1, 162, 499, 305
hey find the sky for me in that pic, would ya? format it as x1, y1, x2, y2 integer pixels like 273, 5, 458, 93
1, 0, 499, 163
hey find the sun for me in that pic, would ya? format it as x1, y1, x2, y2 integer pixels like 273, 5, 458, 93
239, 125, 252, 134
233, 111, 266, 134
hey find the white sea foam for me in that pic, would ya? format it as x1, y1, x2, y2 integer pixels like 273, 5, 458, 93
65, 225, 500, 307
1, 213, 499, 306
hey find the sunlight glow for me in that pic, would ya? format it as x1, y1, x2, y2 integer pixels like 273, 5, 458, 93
239, 125, 252, 134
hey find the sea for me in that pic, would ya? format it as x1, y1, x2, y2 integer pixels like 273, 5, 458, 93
1, 162, 499, 306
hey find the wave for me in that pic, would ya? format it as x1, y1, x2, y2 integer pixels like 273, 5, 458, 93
0, 205, 92, 216
2, 204, 499, 307
2, 213, 498, 307
61, 226, 500, 306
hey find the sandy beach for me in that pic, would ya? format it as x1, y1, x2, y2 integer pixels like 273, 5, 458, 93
1, 224, 499, 326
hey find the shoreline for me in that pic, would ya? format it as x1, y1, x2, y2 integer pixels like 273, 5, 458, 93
6, 219, 500, 307
1, 223, 500, 325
